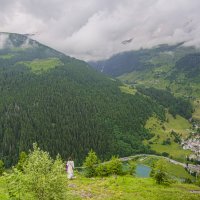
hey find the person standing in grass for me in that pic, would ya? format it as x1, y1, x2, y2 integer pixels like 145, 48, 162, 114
66, 157, 74, 179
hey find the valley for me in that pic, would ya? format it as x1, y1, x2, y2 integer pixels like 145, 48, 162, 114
91, 44, 200, 166
1, 1, 200, 199
0, 33, 200, 200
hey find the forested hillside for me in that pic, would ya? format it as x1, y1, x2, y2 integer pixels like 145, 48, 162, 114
171, 53, 200, 80
0, 33, 165, 167
137, 87, 193, 119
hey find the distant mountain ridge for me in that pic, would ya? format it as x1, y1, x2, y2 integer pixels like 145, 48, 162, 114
89, 43, 200, 101
89, 43, 200, 78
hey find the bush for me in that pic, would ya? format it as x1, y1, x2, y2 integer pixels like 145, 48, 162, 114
161, 152, 169, 157
195, 178, 200, 187
16, 151, 28, 172
150, 168, 155, 177
23, 143, 67, 200
106, 156, 123, 176
154, 160, 171, 185
162, 138, 171, 145
4, 144, 67, 200
83, 150, 99, 177
127, 160, 136, 175
96, 156, 123, 177
0, 160, 5, 176
4, 168, 25, 199
83, 152, 124, 177
184, 178, 192, 184
96, 164, 109, 177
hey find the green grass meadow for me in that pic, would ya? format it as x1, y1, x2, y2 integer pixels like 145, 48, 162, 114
1, 174, 200, 200
16, 58, 64, 74
68, 174, 200, 200
144, 113, 192, 162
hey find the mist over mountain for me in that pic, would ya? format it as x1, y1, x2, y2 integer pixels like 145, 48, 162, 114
89, 43, 200, 77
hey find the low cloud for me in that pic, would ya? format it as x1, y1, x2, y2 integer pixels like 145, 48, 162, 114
0, 0, 200, 60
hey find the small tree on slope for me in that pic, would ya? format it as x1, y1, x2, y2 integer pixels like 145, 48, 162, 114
83, 150, 99, 177
23, 143, 67, 200
4, 143, 67, 200
154, 159, 171, 185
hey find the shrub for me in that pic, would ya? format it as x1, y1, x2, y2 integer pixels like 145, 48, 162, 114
127, 160, 136, 175
96, 164, 109, 177
16, 151, 28, 172
4, 168, 25, 199
184, 178, 192, 184
161, 152, 169, 157
162, 138, 171, 145
96, 156, 123, 177
4, 144, 67, 200
106, 156, 123, 176
154, 160, 171, 185
23, 143, 67, 200
0, 160, 4, 176
195, 178, 200, 187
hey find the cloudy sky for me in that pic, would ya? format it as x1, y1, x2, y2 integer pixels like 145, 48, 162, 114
1, 0, 200, 60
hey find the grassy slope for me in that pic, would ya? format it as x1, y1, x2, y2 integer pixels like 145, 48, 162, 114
67, 175, 200, 200
118, 65, 200, 98
118, 64, 172, 90
119, 84, 137, 95
0, 177, 8, 200
144, 114, 192, 162
2, 174, 199, 200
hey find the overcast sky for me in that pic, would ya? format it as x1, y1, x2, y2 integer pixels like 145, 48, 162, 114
1, 0, 200, 60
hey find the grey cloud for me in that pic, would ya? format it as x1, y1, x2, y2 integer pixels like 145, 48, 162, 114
0, 0, 200, 60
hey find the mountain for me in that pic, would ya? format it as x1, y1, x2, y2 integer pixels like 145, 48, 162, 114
89, 43, 190, 76
0, 33, 166, 167
90, 43, 200, 162
90, 43, 200, 115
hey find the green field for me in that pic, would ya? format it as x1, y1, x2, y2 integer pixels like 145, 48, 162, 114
1, 174, 200, 200
118, 65, 171, 90
16, 58, 64, 74
68, 175, 200, 200
144, 114, 192, 162
119, 84, 137, 95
